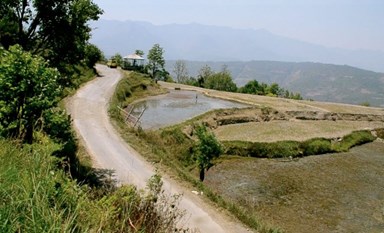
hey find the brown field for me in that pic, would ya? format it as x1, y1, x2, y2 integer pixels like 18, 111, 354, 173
159, 82, 384, 232
215, 120, 384, 142
159, 81, 384, 115
205, 142, 384, 233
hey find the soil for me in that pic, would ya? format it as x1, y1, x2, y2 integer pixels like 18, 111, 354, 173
205, 141, 384, 233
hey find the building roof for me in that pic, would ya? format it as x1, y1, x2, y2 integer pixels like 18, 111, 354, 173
123, 54, 145, 60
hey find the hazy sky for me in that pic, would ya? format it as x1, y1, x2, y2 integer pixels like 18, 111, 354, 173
92, 0, 384, 51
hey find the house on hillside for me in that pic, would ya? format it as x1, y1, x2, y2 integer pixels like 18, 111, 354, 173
122, 54, 145, 71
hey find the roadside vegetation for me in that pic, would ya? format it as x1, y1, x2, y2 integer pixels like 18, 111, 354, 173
0, 1, 188, 232
0, 138, 186, 233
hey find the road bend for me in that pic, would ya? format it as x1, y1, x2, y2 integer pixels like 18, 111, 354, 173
67, 64, 250, 233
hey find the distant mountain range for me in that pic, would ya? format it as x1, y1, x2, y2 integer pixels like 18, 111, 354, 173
90, 19, 384, 107
90, 19, 384, 72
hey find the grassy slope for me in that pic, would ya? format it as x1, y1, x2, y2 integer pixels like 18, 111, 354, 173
0, 68, 187, 233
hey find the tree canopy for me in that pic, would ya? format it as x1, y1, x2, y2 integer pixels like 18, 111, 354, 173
193, 125, 222, 181
0, 45, 62, 143
0, 0, 102, 71
204, 66, 237, 92
147, 44, 166, 80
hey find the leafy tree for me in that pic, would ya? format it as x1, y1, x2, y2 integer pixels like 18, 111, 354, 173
135, 49, 144, 57
204, 66, 237, 92
193, 125, 223, 181
268, 82, 281, 96
147, 44, 166, 80
197, 65, 214, 87
0, 0, 102, 76
84, 43, 103, 69
112, 53, 123, 67
0, 45, 61, 143
173, 60, 189, 83
240, 80, 261, 94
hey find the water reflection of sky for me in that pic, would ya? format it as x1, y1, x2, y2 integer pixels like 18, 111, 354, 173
131, 90, 247, 130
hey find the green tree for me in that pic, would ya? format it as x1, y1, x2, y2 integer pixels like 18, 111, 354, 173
147, 44, 166, 80
193, 125, 223, 181
204, 66, 237, 92
197, 65, 214, 87
173, 60, 189, 83
84, 43, 103, 69
268, 82, 281, 96
240, 80, 261, 94
0, 45, 62, 143
135, 49, 144, 57
0, 0, 102, 76
113, 53, 123, 67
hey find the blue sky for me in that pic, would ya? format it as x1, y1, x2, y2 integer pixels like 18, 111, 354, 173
92, 0, 384, 51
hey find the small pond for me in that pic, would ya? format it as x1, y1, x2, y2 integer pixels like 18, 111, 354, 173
131, 90, 247, 130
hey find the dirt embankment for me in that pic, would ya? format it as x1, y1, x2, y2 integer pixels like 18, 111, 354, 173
196, 107, 384, 129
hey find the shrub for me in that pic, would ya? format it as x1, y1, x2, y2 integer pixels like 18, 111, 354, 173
301, 138, 333, 156
224, 141, 301, 158
224, 131, 376, 158
332, 130, 376, 152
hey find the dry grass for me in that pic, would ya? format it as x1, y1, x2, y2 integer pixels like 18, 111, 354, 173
214, 120, 384, 142
302, 100, 384, 115
159, 81, 384, 115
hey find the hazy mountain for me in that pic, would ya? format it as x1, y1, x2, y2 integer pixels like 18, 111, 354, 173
165, 60, 384, 107
90, 19, 384, 107
90, 19, 384, 72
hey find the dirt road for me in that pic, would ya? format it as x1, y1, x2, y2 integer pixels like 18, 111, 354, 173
67, 64, 250, 233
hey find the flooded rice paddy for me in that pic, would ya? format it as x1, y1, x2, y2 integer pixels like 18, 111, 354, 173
131, 90, 247, 130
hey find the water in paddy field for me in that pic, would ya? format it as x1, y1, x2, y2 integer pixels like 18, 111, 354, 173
131, 90, 248, 130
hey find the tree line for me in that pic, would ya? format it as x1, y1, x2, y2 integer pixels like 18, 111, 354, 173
173, 60, 303, 100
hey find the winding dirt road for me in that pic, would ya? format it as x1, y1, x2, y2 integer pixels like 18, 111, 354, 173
67, 64, 250, 233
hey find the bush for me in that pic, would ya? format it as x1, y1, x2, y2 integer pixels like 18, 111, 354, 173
224, 131, 376, 158
332, 130, 376, 152
224, 141, 301, 158
300, 138, 333, 156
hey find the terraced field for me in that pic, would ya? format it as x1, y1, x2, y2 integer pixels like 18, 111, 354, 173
159, 81, 384, 232
205, 142, 384, 233
214, 120, 384, 142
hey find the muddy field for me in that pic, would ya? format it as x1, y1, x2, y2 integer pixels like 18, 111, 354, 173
205, 141, 384, 233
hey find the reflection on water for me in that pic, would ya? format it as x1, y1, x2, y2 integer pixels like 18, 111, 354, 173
131, 90, 247, 130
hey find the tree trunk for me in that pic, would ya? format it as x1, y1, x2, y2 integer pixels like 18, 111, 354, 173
199, 168, 205, 182
25, 121, 34, 144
